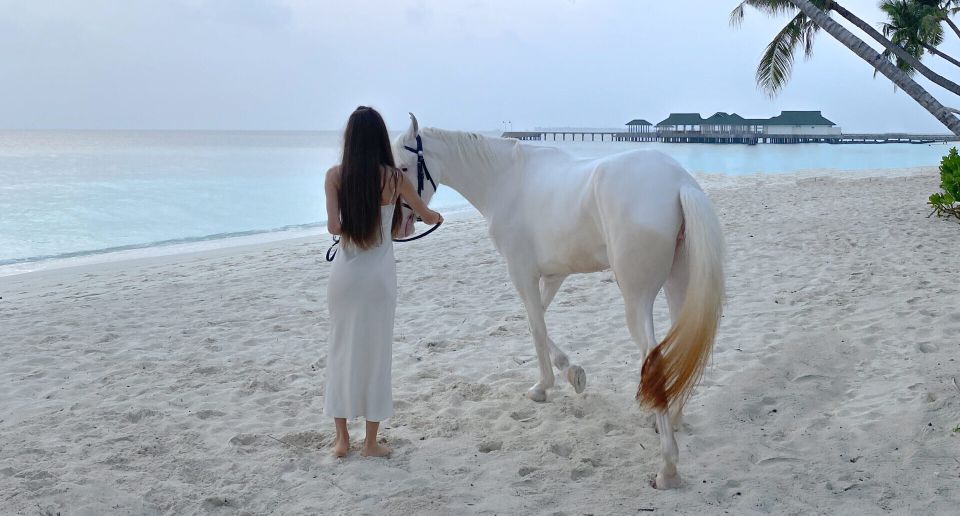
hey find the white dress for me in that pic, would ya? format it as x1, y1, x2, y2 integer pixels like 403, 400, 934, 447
324, 203, 397, 421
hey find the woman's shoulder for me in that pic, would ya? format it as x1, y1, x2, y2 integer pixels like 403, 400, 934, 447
379, 164, 402, 183
326, 165, 341, 184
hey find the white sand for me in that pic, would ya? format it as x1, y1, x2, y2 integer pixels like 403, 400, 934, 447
2, 169, 959, 515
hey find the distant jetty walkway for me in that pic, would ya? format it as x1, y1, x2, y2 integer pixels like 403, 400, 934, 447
505, 110, 960, 144
500, 130, 960, 144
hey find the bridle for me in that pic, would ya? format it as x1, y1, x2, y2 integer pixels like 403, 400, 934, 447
402, 134, 437, 202
394, 133, 441, 241
326, 133, 442, 262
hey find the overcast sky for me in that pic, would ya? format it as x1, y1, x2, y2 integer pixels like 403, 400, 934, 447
3, 0, 960, 132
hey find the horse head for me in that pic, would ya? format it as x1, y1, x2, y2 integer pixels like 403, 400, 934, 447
393, 112, 438, 237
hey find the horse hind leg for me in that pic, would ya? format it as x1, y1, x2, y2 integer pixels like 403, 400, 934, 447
615, 236, 680, 489
624, 291, 682, 489
540, 275, 587, 394
622, 289, 681, 488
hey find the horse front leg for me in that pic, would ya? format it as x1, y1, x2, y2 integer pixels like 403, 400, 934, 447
540, 275, 587, 394
509, 267, 555, 402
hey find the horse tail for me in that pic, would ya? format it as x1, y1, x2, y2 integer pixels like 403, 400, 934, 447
637, 185, 725, 411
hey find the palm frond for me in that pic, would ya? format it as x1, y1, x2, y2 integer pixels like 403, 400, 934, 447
756, 13, 810, 97
731, 0, 788, 27
745, 0, 801, 16
880, 20, 897, 39
803, 19, 818, 58
729, 1, 747, 27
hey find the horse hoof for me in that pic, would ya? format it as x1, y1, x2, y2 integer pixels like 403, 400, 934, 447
527, 386, 547, 402
566, 365, 586, 394
653, 471, 681, 490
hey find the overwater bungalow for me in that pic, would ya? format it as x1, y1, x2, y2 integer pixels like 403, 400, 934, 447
652, 110, 840, 144
625, 119, 653, 134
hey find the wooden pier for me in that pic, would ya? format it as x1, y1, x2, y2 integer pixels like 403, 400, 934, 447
501, 131, 960, 145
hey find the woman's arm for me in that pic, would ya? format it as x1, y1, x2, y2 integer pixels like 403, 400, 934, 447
325, 166, 342, 235
398, 173, 443, 225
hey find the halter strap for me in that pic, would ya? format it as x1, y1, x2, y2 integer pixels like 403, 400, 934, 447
403, 134, 437, 197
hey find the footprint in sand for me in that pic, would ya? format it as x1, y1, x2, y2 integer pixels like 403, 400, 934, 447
548, 442, 573, 458
510, 408, 535, 421
124, 408, 159, 423
478, 440, 502, 453
518, 465, 537, 477
195, 409, 225, 420
279, 431, 326, 449
228, 433, 259, 446
570, 463, 594, 480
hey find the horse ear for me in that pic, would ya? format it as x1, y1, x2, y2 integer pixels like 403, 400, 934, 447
408, 112, 419, 135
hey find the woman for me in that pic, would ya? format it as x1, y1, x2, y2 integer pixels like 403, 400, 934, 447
323, 106, 442, 458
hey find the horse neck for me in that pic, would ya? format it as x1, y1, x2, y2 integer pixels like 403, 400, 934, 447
422, 129, 517, 216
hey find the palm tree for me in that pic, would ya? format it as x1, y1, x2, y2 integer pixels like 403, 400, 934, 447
880, 0, 960, 69
929, 0, 960, 40
788, 0, 960, 134
880, 0, 939, 72
732, 0, 960, 97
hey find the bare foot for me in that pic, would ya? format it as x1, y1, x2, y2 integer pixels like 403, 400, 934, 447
361, 442, 392, 458
333, 434, 349, 458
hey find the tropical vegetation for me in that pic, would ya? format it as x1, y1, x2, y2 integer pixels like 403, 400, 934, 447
929, 147, 960, 220
731, 0, 960, 135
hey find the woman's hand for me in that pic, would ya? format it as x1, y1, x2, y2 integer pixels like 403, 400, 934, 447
398, 174, 443, 226
421, 210, 443, 226
327, 220, 342, 236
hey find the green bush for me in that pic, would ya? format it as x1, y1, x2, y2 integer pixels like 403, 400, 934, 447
929, 147, 960, 221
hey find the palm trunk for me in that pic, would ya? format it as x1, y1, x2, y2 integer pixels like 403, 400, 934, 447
945, 16, 960, 40
789, 0, 960, 135
830, 1, 960, 97
923, 42, 960, 68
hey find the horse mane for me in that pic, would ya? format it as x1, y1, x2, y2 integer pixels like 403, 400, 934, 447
421, 127, 520, 171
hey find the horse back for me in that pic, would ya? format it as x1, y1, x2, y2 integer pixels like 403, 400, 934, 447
591, 150, 693, 234
499, 148, 693, 275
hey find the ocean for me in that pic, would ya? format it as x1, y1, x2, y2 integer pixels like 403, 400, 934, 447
0, 130, 950, 273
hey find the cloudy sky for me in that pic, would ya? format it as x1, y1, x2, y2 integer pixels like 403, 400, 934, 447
3, 0, 959, 132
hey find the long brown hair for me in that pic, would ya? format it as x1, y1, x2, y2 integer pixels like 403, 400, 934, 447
338, 106, 402, 249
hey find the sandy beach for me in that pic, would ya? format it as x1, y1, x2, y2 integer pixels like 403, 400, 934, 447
2, 168, 958, 515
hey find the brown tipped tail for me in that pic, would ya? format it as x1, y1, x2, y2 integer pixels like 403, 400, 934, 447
637, 186, 724, 411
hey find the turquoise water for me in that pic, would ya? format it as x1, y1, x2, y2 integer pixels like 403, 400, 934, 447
528, 138, 950, 175
0, 130, 949, 266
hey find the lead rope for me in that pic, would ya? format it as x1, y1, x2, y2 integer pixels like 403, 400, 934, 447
326, 236, 340, 262
325, 219, 441, 261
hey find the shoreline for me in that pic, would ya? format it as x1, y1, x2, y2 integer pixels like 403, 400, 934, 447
0, 166, 938, 280
0, 204, 479, 279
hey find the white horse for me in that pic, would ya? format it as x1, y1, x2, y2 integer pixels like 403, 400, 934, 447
394, 114, 724, 489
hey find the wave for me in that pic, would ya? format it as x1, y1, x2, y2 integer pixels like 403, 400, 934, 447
0, 200, 477, 269
0, 221, 329, 267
